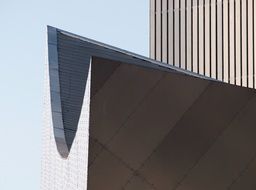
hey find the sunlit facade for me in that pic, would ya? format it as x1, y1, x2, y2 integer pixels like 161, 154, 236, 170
150, 0, 256, 88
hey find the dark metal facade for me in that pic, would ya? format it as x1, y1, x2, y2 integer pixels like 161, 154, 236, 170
150, 0, 256, 88
42, 26, 256, 190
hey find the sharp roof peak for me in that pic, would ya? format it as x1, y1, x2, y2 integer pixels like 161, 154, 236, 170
48, 25, 256, 90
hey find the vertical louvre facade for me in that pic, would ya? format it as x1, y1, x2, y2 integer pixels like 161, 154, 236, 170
150, 0, 256, 88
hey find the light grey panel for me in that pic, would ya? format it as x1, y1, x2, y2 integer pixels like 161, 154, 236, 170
254, 0, 256, 88
242, 0, 247, 87
230, 0, 235, 84
186, 0, 192, 71
156, 0, 162, 61
236, 0, 242, 86
198, 0, 204, 75
223, 0, 229, 83
211, 0, 217, 79
192, 0, 198, 73
205, 0, 211, 77
168, 0, 174, 65
150, 0, 155, 59
181, 0, 186, 69
248, 0, 253, 88
175, 0, 180, 67
162, 0, 168, 63
217, 0, 223, 81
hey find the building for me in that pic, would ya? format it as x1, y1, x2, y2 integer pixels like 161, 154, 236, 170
150, 0, 256, 88
41, 26, 256, 190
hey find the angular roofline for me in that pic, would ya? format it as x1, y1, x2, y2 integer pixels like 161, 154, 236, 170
47, 26, 218, 81
47, 25, 256, 92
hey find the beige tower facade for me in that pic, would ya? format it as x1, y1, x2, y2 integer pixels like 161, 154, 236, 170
150, 0, 256, 88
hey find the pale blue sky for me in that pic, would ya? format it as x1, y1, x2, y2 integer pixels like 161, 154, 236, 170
0, 0, 149, 189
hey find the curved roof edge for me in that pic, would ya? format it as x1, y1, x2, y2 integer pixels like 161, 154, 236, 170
47, 25, 221, 83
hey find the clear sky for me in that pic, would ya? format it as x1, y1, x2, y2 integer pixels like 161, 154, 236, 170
0, 0, 149, 189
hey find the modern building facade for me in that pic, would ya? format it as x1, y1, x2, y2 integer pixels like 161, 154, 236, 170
150, 0, 256, 88
41, 26, 256, 190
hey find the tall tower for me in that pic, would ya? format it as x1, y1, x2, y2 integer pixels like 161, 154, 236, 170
150, 0, 256, 88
